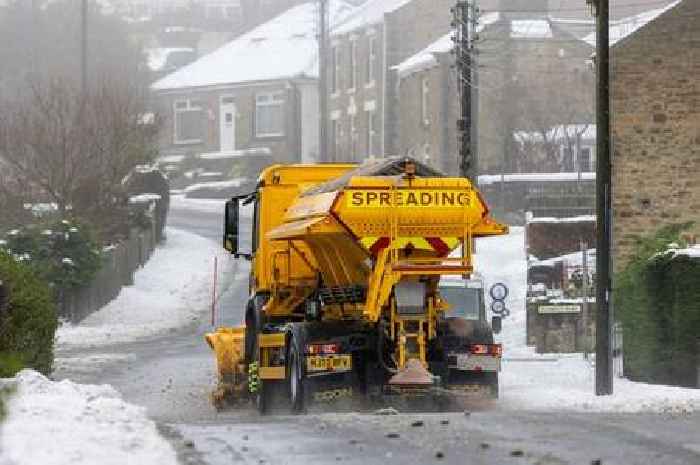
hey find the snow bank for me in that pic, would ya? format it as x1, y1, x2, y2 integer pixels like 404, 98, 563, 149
0, 370, 177, 465
501, 355, 700, 413
475, 226, 700, 413
56, 228, 219, 348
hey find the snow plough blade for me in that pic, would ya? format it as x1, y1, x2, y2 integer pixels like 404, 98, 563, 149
204, 327, 248, 410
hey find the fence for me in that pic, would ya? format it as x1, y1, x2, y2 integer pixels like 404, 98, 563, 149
478, 174, 595, 225
58, 201, 164, 323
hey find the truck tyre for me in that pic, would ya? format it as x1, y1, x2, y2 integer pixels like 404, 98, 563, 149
245, 295, 268, 365
287, 325, 307, 413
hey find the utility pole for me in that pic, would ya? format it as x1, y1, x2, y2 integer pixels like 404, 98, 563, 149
318, 0, 329, 161
81, 0, 88, 96
589, 0, 613, 396
453, 1, 473, 180
469, 1, 479, 179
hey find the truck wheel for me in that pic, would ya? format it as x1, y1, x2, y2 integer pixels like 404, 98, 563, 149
486, 372, 499, 399
256, 381, 269, 414
286, 325, 308, 413
245, 296, 267, 365
288, 342, 304, 413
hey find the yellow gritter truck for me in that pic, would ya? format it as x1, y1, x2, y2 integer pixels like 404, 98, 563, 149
205, 157, 508, 412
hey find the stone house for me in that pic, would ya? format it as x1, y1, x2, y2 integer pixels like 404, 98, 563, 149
325, 0, 454, 162
151, 1, 354, 166
610, 0, 700, 266
393, 0, 596, 176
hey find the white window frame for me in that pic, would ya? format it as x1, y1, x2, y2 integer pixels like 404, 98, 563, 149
348, 39, 357, 92
420, 77, 430, 126
331, 46, 340, 96
254, 91, 285, 138
366, 109, 376, 157
173, 98, 204, 145
366, 35, 376, 87
349, 114, 358, 160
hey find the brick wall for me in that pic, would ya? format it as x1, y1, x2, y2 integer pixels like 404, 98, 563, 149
611, 1, 700, 267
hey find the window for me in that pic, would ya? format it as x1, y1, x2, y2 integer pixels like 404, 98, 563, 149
349, 114, 357, 160
174, 99, 204, 144
366, 35, 376, 85
331, 46, 340, 94
579, 147, 593, 171
332, 119, 342, 161
349, 40, 357, 91
421, 78, 430, 125
255, 91, 285, 137
366, 110, 377, 156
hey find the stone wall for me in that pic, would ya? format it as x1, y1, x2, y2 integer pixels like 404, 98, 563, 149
611, 2, 700, 268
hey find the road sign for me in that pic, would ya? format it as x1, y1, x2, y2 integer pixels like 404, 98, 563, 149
491, 300, 506, 314
490, 282, 508, 301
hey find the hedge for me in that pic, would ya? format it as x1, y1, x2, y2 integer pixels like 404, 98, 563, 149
0, 250, 57, 377
615, 223, 698, 387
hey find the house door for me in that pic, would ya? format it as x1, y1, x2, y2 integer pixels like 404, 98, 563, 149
219, 96, 236, 152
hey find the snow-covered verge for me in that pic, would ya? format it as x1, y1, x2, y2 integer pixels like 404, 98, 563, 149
170, 193, 227, 214
170, 193, 255, 216
0, 370, 177, 465
501, 355, 700, 413
475, 227, 700, 413
56, 227, 219, 348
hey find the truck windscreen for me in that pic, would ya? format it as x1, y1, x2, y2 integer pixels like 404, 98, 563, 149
439, 286, 481, 320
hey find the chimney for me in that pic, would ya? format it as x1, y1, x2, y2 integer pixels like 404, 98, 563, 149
498, 0, 549, 20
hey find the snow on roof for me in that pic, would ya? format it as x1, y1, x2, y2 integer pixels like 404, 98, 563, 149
514, 124, 596, 144
478, 172, 595, 185
530, 248, 596, 267
510, 19, 553, 39
394, 12, 500, 78
583, 0, 682, 47
394, 33, 452, 78
146, 47, 195, 72
527, 215, 596, 224
332, 0, 413, 36
152, 1, 355, 91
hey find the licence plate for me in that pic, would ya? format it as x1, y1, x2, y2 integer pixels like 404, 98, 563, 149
452, 354, 500, 372
306, 355, 352, 372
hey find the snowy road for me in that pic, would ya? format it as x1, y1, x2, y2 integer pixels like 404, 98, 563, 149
48, 200, 700, 465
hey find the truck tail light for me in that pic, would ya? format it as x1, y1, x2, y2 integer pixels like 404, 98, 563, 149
469, 344, 502, 357
469, 344, 488, 355
305, 343, 340, 355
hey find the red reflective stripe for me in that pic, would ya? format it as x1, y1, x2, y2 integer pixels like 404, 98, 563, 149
369, 237, 391, 256
425, 237, 450, 256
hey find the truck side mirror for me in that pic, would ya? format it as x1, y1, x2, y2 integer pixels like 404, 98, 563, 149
224, 199, 240, 254
491, 315, 502, 334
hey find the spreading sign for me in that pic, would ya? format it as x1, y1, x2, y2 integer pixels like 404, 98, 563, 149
347, 190, 472, 208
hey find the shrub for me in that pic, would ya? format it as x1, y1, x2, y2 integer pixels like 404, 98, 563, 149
0, 250, 57, 377
0, 219, 101, 290
614, 222, 697, 386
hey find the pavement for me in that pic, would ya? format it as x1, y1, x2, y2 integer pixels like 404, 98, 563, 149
53, 202, 700, 465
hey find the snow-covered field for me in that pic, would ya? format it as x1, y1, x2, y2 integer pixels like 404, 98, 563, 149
0, 370, 177, 465
56, 227, 220, 348
475, 227, 700, 413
